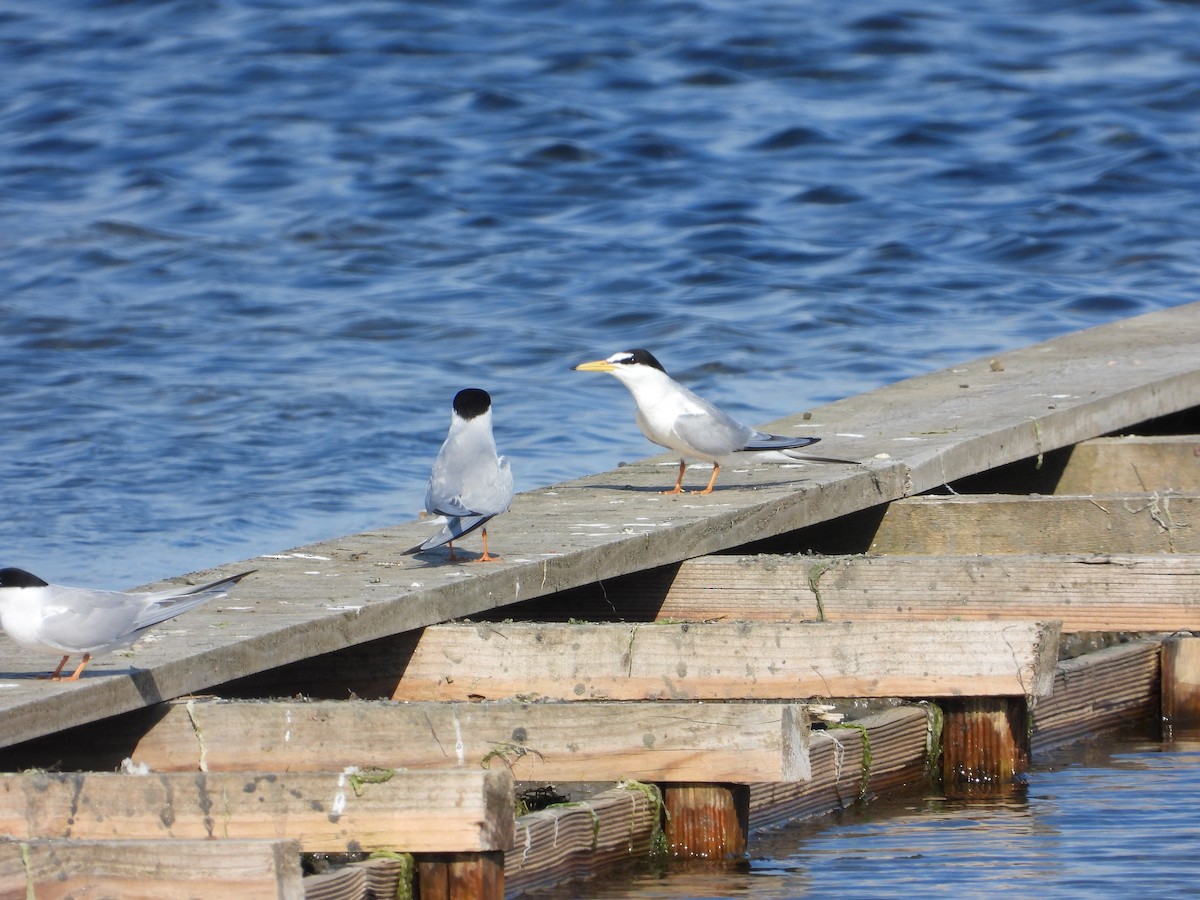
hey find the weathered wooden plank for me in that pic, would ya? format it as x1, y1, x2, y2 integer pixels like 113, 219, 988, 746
505, 783, 661, 897
1161, 636, 1200, 737
1056, 435, 1200, 494
1031, 640, 1160, 754
386, 621, 1060, 702
0, 769, 513, 854
3, 302, 1200, 749
748, 706, 931, 830
640, 553, 1200, 633
0, 839, 303, 900
867, 493, 1200, 555
120, 699, 811, 784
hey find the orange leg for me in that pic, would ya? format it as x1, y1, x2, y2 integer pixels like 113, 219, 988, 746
692, 463, 721, 495
38, 655, 71, 680
474, 528, 502, 563
64, 654, 92, 681
447, 541, 458, 561
661, 460, 687, 495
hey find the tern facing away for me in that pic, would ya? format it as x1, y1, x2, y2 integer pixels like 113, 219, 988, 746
0, 567, 254, 681
574, 349, 849, 494
410, 388, 513, 562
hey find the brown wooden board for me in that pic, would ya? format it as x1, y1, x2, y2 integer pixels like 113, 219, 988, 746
867, 493, 1200, 555
0, 769, 513, 853
2, 302, 1200, 748
638, 553, 1200, 633
123, 698, 812, 784
385, 621, 1060, 702
0, 838, 303, 900
1056, 435, 1200, 494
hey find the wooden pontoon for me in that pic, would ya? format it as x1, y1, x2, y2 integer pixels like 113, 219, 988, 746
2, 302, 1199, 898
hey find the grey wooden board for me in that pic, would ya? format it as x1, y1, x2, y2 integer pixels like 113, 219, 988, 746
2, 302, 1200, 749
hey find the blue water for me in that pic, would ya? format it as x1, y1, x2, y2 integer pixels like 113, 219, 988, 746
541, 733, 1200, 899
3, 0, 1200, 588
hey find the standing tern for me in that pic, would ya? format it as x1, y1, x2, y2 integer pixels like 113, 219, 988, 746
574, 349, 849, 494
410, 388, 513, 562
0, 567, 254, 681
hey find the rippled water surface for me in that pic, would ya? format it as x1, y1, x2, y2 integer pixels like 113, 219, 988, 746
3, 0, 1200, 586
540, 732, 1200, 899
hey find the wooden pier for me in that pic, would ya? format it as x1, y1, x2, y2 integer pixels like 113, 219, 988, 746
2, 301, 1200, 897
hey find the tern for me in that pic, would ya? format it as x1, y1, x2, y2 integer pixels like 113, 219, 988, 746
574, 348, 848, 494
0, 567, 254, 681
410, 388, 513, 562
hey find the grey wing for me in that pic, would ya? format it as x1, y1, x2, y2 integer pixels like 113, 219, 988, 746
460, 455, 513, 517
672, 403, 755, 459
36, 587, 144, 653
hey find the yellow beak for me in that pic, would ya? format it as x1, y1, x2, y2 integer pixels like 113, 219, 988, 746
573, 359, 616, 372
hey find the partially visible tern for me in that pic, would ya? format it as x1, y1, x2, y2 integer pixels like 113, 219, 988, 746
0, 567, 254, 681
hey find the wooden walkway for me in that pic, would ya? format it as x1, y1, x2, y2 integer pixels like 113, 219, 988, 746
1, 301, 1200, 747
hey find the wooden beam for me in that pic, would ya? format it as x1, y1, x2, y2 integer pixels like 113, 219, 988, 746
1161, 636, 1200, 738
663, 783, 748, 860
637, 553, 1200, 633
0, 769, 513, 853
386, 621, 1060, 702
868, 494, 1200, 555
1056, 435, 1200, 494
1031, 640, 1160, 754
417, 851, 505, 900
942, 697, 1029, 797
122, 699, 812, 784
0, 839, 303, 900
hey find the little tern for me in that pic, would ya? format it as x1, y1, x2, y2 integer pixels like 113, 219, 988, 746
574, 349, 847, 494
0, 567, 254, 681
410, 388, 513, 562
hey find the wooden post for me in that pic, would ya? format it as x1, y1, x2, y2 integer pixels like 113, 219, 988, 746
941, 697, 1029, 797
662, 783, 749, 860
417, 851, 505, 899
1161, 636, 1200, 739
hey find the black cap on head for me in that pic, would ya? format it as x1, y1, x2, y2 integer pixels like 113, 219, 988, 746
618, 349, 667, 373
452, 388, 492, 420
0, 567, 49, 588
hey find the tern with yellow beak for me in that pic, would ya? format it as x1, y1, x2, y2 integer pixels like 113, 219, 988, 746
574, 349, 847, 494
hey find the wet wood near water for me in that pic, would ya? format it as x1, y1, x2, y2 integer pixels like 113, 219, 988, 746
1031, 640, 1161, 754
119, 699, 814, 784
749, 706, 932, 829
384, 620, 1060, 702
0, 769, 513, 854
505, 783, 661, 897
1161, 636, 1200, 738
663, 783, 749, 860
3, 303, 1200, 749
631, 553, 1200, 633
0, 838, 304, 900
942, 697, 1029, 797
